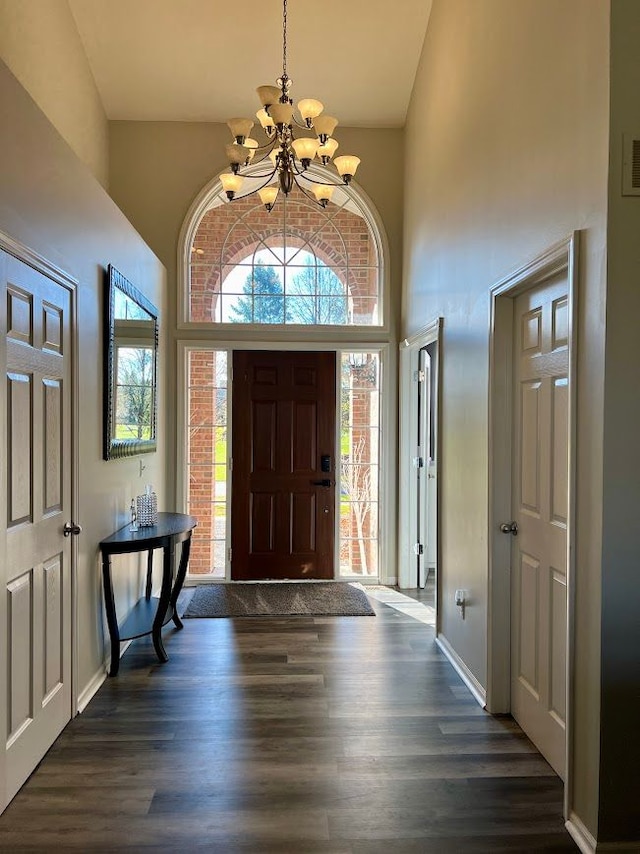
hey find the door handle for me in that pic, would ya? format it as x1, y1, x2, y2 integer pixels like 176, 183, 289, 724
63, 521, 82, 537
499, 521, 518, 536
311, 479, 333, 488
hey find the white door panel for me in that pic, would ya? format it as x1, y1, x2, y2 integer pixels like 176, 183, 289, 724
511, 275, 568, 779
2, 253, 73, 808
417, 348, 431, 587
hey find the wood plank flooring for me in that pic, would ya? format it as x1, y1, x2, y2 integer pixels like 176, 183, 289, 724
0, 592, 577, 852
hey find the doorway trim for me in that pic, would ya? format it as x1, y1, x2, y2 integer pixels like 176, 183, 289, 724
487, 233, 579, 819
176, 339, 394, 584
398, 317, 443, 618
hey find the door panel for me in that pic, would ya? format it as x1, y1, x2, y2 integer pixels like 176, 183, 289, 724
416, 348, 430, 587
417, 344, 438, 589
232, 351, 336, 580
2, 252, 73, 807
511, 274, 568, 779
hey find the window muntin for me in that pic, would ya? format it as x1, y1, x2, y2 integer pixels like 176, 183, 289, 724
188, 184, 381, 327
219, 248, 351, 325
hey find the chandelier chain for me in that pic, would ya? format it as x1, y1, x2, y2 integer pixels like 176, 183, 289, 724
282, 0, 288, 81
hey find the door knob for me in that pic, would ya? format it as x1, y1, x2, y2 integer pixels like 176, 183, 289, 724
499, 521, 518, 535
63, 522, 82, 537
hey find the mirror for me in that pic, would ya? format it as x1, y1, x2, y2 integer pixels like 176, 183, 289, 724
103, 265, 158, 460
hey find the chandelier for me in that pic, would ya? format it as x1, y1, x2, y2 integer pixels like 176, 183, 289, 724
220, 0, 361, 211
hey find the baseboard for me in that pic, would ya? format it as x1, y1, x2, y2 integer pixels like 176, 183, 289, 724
76, 640, 134, 714
566, 814, 596, 854
596, 843, 640, 852
76, 666, 107, 714
435, 633, 487, 708
566, 812, 640, 852
113, 639, 134, 665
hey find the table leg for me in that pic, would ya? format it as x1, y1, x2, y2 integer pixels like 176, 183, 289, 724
101, 554, 121, 677
170, 532, 193, 630
152, 541, 174, 663
145, 548, 154, 600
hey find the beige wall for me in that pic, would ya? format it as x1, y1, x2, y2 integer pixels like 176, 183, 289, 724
0, 59, 166, 697
599, 0, 640, 842
403, 0, 609, 839
0, 0, 108, 188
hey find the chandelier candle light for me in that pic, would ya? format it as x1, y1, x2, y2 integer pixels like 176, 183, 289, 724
220, 0, 361, 210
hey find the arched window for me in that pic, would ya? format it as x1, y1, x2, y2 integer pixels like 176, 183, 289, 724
183, 173, 383, 327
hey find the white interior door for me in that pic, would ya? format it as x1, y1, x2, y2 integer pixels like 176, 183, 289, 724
398, 319, 442, 592
510, 273, 569, 778
1, 251, 73, 808
417, 348, 431, 587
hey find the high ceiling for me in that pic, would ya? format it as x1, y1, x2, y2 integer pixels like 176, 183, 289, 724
68, 0, 432, 127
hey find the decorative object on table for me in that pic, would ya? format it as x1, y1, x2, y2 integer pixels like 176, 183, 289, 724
128, 498, 139, 532
136, 484, 158, 527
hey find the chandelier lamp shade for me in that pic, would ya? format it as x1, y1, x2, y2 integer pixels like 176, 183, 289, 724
220, 0, 361, 211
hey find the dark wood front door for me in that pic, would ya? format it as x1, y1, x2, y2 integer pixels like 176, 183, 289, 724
231, 350, 336, 580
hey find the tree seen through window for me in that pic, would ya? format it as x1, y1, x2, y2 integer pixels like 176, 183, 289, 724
225, 251, 348, 325
115, 346, 154, 440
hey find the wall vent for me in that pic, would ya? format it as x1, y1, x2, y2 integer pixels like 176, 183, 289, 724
622, 134, 640, 195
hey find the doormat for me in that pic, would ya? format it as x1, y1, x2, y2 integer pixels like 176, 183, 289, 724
183, 582, 375, 618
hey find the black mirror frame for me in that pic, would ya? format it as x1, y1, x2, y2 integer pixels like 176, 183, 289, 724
103, 265, 159, 461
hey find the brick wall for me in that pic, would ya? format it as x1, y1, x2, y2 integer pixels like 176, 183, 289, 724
189, 185, 378, 323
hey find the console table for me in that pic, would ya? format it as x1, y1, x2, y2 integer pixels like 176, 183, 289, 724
99, 512, 197, 676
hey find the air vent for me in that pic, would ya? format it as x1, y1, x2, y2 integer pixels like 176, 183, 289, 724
622, 134, 640, 195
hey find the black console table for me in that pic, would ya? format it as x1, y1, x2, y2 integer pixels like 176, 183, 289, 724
99, 512, 197, 676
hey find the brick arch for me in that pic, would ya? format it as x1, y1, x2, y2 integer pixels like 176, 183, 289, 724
221, 222, 348, 272
188, 183, 379, 324
219, 239, 343, 285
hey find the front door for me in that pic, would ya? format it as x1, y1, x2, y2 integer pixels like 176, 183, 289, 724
231, 350, 336, 580
1, 251, 73, 807
511, 273, 569, 779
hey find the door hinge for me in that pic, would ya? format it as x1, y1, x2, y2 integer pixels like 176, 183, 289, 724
413, 543, 424, 556
412, 456, 424, 469
227, 547, 232, 562
413, 369, 426, 383
228, 457, 233, 471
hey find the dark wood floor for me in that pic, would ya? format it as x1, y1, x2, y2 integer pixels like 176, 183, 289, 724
0, 592, 577, 852
396, 575, 435, 607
